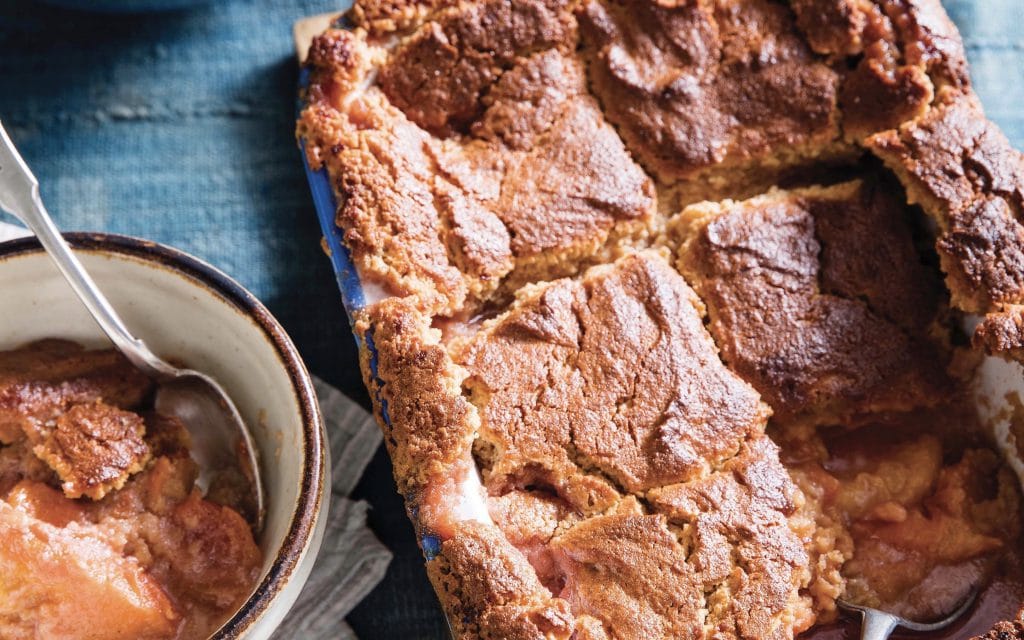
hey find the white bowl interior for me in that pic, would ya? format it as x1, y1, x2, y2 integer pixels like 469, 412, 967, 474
0, 245, 323, 638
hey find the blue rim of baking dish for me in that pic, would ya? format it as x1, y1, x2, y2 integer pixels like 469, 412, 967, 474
296, 63, 446, 562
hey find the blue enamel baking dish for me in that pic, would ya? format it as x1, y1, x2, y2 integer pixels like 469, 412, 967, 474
296, 56, 449, 564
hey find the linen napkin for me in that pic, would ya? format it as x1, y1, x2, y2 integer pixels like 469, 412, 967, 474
278, 378, 392, 639
0, 218, 393, 637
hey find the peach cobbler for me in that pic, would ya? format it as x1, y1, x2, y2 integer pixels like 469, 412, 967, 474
298, 0, 1024, 637
0, 340, 260, 640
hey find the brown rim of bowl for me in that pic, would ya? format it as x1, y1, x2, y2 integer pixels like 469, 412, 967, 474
0, 232, 327, 639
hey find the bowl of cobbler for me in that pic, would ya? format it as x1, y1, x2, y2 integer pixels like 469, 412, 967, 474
0, 233, 327, 640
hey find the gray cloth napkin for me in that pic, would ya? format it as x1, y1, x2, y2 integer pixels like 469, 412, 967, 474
0, 220, 392, 637
277, 378, 392, 639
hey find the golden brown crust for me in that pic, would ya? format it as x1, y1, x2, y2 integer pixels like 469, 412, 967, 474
975, 306, 1024, 363
35, 402, 151, 500
672, 180, 953, 426
301, 20, 655, 315
866, 95, 1024, 361
455, 251, 770, 502
867, 98, 1024, 313
793, 0, 969, 139
299, 29, 478, 312
354, 297, 478, 498
977, 306, 1024, 361
350, 0, 457, 35
551, 513, 704, 639
0, 340, 153, 446
426, 521, 575, 640
377, 0, 577, 135
300, 0, 1024, 636
577, 0, 847, 194
643, 437, 814, 639
976, 619, 1024, 640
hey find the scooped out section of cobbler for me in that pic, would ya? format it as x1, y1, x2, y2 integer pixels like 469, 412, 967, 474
0, 340, 261, 640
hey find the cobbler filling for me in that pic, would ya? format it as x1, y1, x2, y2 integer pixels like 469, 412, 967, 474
0, 340, 261, 640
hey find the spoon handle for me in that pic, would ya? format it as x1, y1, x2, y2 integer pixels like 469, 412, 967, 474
0, 122, 175, 379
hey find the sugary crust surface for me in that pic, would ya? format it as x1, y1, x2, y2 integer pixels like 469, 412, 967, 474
866, 97, 1024, 361
578, 0, 845, 187
977, 619, 1024, 640
299, 0, 1024, 636
377, 0, 577, 136
455, 251, 769, 502
0, 341, 154, 500
0, 339, 153, 446
300, 7, 655, 315
639, 437, 813, 639
867, 98, 1024, 310
360, 254, 822, 639
36, 402, 151, 500
672, 180, 952, 426
426, 521, 575, 640
792, 0, 968, 138
350, 0, 458, 35
976, 306, 1024, 362
354, 297, 478, 499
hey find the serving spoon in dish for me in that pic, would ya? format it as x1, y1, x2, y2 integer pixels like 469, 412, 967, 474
0, 122, 265, 532
837, 591, 977, 640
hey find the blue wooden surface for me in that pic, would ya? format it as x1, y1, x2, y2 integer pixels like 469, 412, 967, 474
0, 1, 1022, 638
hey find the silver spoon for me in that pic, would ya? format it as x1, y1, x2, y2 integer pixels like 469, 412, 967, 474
0, 122, 264, 532
837, 591, 977, 640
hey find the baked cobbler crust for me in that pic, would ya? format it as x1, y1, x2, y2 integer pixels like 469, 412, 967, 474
670, 179, 953, 427
300, 0, 1024, 637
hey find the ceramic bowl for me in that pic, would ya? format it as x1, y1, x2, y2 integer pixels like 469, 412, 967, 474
0, 232, 328, 640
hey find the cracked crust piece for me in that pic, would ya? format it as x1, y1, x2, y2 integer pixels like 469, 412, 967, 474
867, 97, 1024, 361
359, 254, 825, 639
426, 521, 576, 640
354, 297, 479, 503
299, 4, 655, 316
977, 618, 1024, 640
791, 0, 967, 138
976, 306, 1024, 362
0, 339, 153, 446
637, 437, 814, 639
34, 401, 151, 500
452, 251, 770, 507
376, 0, 576, 136
447, 440, 815, 640
0, 341, 154, 500
308, 0, 977, 314
578, 0, 851, 201
671, 179, 953, 427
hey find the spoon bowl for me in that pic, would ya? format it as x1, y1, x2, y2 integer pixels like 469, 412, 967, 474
837, 591, 978, 640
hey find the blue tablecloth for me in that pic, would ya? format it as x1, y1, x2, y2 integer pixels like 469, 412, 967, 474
1, 1, 1022, 638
